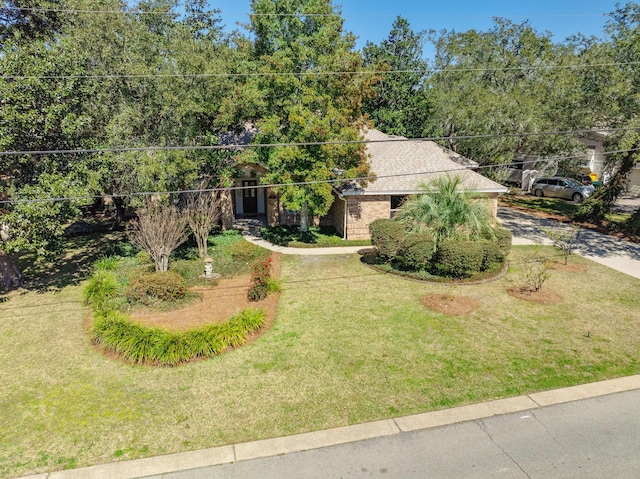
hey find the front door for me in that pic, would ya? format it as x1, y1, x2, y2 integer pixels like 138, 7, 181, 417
242, 180, 258, 215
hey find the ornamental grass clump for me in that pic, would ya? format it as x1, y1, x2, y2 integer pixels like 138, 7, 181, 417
90, 308, 266, 366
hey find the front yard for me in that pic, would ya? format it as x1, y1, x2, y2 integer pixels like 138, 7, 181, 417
1, 238, 639, 477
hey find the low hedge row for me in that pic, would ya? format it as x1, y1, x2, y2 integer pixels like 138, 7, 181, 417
369, 219, 510, 278
90, 308, 265, 366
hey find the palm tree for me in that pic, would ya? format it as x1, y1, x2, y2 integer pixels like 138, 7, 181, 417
395, 175, 494, 245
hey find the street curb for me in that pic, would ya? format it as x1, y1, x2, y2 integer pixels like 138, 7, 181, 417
19, 375, 640, 479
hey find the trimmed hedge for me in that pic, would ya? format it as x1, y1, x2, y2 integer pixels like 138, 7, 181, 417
480, 240, 505, 270
396, 232, 436, 271
90, 308, 266, 366
434, 240, 485, 278
494, 227, 513, 256
369, 218, 406, 260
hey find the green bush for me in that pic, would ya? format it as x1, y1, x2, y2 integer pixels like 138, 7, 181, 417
90, 308, 266, 366
396, 232, 436, 270
228, 240, 263, 263
94, 256, 122, 272
84, 271, 120, 311
434, 240, 484, 278
369, 218, 406, 260
248, 257, 273, 301
480, 240, 505, 270
125, 270, 188, 305
494, 227, 512, 256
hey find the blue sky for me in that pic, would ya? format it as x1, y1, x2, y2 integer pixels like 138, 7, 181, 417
212, 0, 622, 57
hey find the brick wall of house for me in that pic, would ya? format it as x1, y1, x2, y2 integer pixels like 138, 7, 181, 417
326, 195, 345, 236
344, 194, 501, 240
345, 195, 390, 239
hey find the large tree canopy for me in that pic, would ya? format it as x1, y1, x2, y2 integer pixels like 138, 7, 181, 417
240, 0, 371, 231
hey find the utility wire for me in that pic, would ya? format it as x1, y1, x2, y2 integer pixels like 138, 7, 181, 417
2, 146, 638, 206
4, 62, 639, 81
3, 6, 609, 19
1, 128, 637, 157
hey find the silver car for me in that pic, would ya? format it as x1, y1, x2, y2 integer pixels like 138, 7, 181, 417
531, 177, 594, 202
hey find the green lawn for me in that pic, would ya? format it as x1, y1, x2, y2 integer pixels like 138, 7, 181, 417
500, 193, 631, 226
1, 240, 639, 477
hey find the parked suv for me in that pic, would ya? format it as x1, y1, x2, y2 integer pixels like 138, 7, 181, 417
531, 177, 594, 202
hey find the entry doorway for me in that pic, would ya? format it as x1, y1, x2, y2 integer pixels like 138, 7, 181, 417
242, 180, 258, 215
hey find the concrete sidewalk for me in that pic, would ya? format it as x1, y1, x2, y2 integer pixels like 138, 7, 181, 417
498, 207, 640, 279
19, 375, 640, 479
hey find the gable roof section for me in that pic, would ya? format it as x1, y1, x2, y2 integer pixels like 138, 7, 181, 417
341, 129, 507, 196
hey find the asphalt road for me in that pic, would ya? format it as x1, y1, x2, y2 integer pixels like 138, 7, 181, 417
146, 389, 640, 479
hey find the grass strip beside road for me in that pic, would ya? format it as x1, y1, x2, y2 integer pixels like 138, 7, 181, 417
1, 246, 639, 477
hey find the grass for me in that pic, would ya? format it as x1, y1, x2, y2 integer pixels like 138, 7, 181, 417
500, 193, 631, 227
1, 236, 639, 477
260, 224, 371, 248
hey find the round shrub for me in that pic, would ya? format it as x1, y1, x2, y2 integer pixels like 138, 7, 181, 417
125, 270, 188, 305
369, 218, 406, 260
228, 240, 263, 263
434, 240, 484, 278
480, 240, 505, 271
494, 227, 512, 256
396, 232, 436, 270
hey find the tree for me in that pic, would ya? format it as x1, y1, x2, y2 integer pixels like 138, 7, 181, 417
242, 0, 371, 231
395, 175, 494, 245
573, 3, 640, 224
127, 199, 189, 272
184, 189, 221, 259
362, 16, 431, 138
425, 19, 587, 167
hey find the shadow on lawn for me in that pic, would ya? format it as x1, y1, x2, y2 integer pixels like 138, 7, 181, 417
7, 231, 126, 295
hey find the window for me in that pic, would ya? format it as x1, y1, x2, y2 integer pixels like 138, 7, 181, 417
390, 195, 407, 218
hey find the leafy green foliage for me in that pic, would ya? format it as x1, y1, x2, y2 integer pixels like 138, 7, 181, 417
362, 16, 431, 138
368, 218, 407, 260
494, 228, 513, 256
480, 240, 505, 270
434, 240, 485, 278
90, 308, 265, 366
396, 232, 436, 271
83, 271, 120, 312
260, 225, 370, 247
241, 0, 371, 231
395, 175, 494, 245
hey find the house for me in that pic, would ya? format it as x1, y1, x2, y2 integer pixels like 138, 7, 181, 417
579, 131, 640, 195
327, 129, 508, 240
220, 128, 508, 238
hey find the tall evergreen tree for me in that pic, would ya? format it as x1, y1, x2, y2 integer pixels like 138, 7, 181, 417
362, 16, 431, 138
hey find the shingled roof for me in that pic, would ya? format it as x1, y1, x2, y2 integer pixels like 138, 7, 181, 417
341, 129, 507, 195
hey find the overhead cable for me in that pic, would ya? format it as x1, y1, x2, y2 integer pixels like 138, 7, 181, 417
2, 146, 638, 206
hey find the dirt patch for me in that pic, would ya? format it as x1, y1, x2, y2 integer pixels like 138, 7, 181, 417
420, 294, 481, 316
507, 286, 563, 304
130, 253, 281, 333
549, 261, 586, 273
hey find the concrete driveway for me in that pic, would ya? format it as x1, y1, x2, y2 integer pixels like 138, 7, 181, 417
498, 207, 640, 279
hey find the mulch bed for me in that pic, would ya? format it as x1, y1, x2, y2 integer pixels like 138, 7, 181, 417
506, 286, 563, 304
420, 294, 481, 316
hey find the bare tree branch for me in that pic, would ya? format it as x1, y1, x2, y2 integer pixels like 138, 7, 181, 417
127, 199, 189, 272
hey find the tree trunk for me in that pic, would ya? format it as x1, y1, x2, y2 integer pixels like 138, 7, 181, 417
0, 249, 22, 291
299, 202, 310, 232
112, 196, 127, 226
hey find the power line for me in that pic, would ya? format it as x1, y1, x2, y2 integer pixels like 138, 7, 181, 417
0, 128, 637, 157
3, 62, 639, 81
3, 6, 609, 19
2, 146, 638, 206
